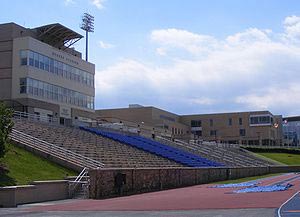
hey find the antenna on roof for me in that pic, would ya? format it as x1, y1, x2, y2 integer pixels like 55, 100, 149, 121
80, 13, 94, 61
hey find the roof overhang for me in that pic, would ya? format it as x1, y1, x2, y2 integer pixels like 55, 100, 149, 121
32, 23, 83, 49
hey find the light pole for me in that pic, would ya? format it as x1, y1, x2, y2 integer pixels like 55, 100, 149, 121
80, 13, 94, 61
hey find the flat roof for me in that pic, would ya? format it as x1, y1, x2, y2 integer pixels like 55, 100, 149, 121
32, 23, 83, 49
283, 116, 300, 122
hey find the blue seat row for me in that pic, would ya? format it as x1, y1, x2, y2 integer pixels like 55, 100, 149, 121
80, 126, 224, 168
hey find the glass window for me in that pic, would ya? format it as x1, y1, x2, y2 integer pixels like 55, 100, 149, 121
20, 50, 28, 65
54, 60, 58, 74
19, 50, 92, 87
63, 63, 67, 77
228, 118, 232, 126
53, 86, 58, 100
191, 120, 201, 127
250, 115, 272, 125
19, 78, 27, 93
29, 51, 34, 66
20, 77, 94, 109
34, 52, 39, 68
44, 56, 50, 72
39, 54, 44, 70
239, 118, 243, 125
28, 78, 33, 94
195, 130, 202, 136
210, 130, 217, 136
50, 59, 54, 73
38, 81, 44, 97
33, 79, 38, 96
70, 67, 75, 80
240, 129, 246, 136
210, 119, 213, 127
58, 61, 63, 76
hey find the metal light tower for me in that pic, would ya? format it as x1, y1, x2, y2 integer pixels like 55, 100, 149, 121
80, 13, 94, 61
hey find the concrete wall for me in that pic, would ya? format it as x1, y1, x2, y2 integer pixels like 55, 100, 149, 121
0, 180, 69, 208
89, 167, 274, 199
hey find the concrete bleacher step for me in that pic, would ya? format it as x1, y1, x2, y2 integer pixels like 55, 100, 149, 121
13, 119, 183, 168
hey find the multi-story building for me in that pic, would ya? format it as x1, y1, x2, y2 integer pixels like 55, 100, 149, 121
282, 116, 300, 147
96, 106, 283, 146
96, 105, 189, 137
180, 111, 282, 146
0, 22, 95, 125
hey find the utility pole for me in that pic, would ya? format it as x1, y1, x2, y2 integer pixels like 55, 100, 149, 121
80, 13, 94, 61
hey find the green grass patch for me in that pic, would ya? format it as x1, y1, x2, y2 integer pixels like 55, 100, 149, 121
212, 173, 282, 184
255, 152, 300, 165
0, 143, 77, 186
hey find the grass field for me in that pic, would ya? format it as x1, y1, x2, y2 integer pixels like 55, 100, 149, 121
0, 143, 77, 187
255, 152, 300, 165
213, 150, 300, 184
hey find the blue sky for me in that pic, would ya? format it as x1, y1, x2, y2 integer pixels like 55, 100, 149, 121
2, 0, 300, 116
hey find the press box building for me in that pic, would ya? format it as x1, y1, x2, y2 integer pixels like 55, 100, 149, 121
0, 22, 95, 125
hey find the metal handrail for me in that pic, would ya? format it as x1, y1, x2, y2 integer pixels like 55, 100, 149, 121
74, 167, 88, 183
13, 111, 59, 124
69, 167, 89, 198
156, 136, 210, 156
10, 129, 105, 169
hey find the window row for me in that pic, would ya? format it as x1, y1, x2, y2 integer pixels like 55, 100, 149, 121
250, 115, 273, 125
20, 50, 94, 88
193, 129, 246, 137
191, 118, 243, 127
20, 77, 94, 110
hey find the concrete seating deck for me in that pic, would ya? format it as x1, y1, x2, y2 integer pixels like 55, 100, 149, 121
12, 119, 183, 168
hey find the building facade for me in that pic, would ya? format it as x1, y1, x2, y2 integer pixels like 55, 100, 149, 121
282, 116, 300, 147
96, 105, 189, 137
0, 22, 95, 125
96, 106, 283, 146
181, 111, 282, 146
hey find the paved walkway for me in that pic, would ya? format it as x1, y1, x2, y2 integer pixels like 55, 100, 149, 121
0, 208, 276, 217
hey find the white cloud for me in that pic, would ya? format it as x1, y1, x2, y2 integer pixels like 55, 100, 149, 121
282, 15, 300, 43
90, 0, 105, 9
156, 47, 167, 56
226, 28, 271, 46
95, 16, 300, 115
98, 40, 115, 49
151, 28, 218, 56
235, 84, 300, 115
64, 0, 75, 5
188, 97, 216, 106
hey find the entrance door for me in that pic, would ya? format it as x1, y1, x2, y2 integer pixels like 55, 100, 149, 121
60, 117, 65, 125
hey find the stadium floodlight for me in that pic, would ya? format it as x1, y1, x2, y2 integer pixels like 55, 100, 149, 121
80, 13, 94, 61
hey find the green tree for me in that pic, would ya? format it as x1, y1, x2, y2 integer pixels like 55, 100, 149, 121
0, 103, 14, 158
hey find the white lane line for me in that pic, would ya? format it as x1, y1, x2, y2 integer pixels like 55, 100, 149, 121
268, 174, 300, 186
277, 191, 300, 217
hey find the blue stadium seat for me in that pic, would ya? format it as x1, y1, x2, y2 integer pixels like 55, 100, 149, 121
80, 126, 224, 167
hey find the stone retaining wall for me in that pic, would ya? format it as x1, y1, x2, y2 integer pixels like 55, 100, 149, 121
89, 166, 300, 199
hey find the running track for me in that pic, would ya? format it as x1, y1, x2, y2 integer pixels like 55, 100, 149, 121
25, 173, 300, 212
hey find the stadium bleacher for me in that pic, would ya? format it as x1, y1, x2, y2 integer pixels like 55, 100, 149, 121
80, 127, 224, 167
11, 114, 276, 170
12, 118, 184, 168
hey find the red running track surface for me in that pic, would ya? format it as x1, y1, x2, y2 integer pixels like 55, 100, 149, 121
27, 173, 300, 212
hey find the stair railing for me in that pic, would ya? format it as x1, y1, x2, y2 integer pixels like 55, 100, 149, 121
10, 129, 105, 169
69, 167, 89, 198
